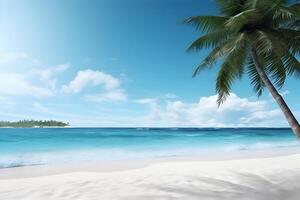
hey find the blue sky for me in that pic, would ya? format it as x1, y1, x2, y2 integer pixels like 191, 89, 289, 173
0, 0, 299, 127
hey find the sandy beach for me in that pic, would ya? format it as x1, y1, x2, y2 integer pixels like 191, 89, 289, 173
0, 0, 299, 199
1, 153, 300, 200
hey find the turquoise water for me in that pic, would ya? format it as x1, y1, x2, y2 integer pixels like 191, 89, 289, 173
0, 128, 299, 168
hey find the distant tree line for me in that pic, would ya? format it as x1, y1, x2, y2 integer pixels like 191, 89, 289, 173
0, 120, 69, 127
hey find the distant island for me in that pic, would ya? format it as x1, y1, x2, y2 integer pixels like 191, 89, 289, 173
0, 120, 69, 128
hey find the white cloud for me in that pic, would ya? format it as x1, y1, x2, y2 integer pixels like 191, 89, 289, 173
0, 52, 69, 98
0, 73, 53, 97
39, 63, 69, 81
62, 69, 120, 94
0, 52, 124, 102
136, 93, 287, 127
2, 92, 294, 127
240, 109, 282, 125
32, 63, 70, 90
62, 69, 126, 103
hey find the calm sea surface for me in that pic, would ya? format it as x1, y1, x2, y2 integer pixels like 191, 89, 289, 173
0, 128, 298, 168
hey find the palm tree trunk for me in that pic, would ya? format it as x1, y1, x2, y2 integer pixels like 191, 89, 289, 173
251, 49, 300, 140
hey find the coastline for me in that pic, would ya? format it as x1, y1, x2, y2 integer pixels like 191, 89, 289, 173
0, 126, 70, 128
1, 147, 300, 179
1, 152, 300, 199
1, 127, 300, 199
0, 127, 292, 128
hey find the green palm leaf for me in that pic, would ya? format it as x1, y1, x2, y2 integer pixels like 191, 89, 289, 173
225, 9, 262, 32
247, 59, 265, 96
215, 0, 245, 16
183, 16, 228, 33
250, 31, 274, 56
187, 30, 232, 52
193, 33, 244, 76
258, 30, 300, 81
283, 54, 300, 79
264, 52, 286, 89
216, 38, 248, 105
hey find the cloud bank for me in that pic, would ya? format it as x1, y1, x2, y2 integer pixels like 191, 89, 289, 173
0, 52, 295, 127
135, 93, 287, 127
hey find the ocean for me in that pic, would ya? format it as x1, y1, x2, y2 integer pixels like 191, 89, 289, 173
0, 128, 299, 168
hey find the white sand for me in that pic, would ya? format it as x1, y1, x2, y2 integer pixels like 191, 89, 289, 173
1, 154, 300, 200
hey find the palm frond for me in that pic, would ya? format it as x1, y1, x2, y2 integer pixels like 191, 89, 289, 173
273, 7, 296, 22
183, 16, 228, 33
272, 3, 300, 26
276, 28, 300, 40
250, 31, 287, 89
282, 54, 300, 79
247, 59, 265, 96
215, 0, 246, 16
249, 0, 285, 12
249, 31, 273, 56
193, 33, 244, 76
264, 52, 286, 89
225, 9, 262, 32
273, 28, 300, 55
258, 30, 300, 82
216, 37, 248, 105
187, 30, 232, 52
288, 19, 300, 31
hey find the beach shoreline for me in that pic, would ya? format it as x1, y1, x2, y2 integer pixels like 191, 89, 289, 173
1, 147, 300, 179
1, 127, 300, 199
1, 152, 300, 200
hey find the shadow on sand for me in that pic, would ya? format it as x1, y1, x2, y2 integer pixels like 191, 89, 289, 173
126, 170, 300, 200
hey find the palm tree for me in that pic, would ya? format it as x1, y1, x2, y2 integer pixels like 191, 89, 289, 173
185, 0, 300, 139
